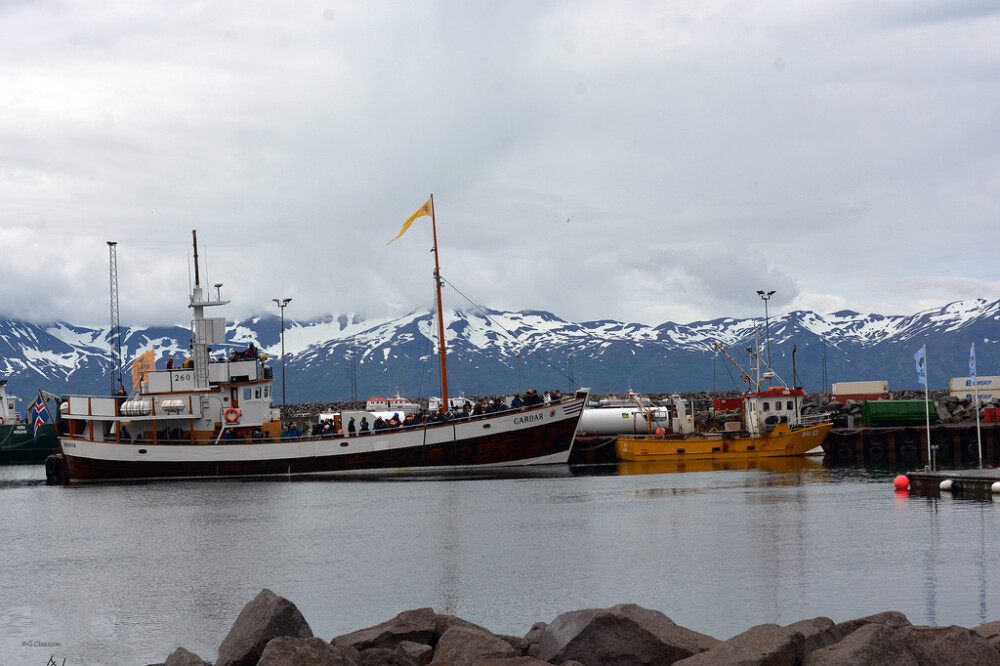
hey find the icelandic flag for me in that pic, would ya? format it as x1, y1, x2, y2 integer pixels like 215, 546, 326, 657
970, 342, 977, 379
914, 346, 926, 385
30, 392, 52, 441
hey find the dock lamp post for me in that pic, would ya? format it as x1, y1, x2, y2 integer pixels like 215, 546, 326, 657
272, 297, 292, 426
756, 290, 775, 370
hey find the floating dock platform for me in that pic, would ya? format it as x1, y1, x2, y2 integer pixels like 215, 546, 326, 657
904, 468, 1000, 497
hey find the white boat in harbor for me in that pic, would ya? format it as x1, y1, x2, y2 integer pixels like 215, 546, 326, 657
317, 392, 422, 428
365, 392, 421, 416
49, 221, 588, 484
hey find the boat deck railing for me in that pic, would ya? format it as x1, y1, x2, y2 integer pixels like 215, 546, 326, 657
799, 412, 833, 427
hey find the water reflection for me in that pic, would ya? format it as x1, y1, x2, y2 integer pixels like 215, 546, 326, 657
5, 459, 1000, 663
614, 455, 825, 478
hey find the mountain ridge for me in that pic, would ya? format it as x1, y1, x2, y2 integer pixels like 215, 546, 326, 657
2, 298, 999, 404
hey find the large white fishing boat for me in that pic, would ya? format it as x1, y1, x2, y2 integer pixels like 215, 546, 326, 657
49, 222, 588, 484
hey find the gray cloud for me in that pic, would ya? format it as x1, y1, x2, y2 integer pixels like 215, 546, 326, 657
1, 1, 998, 328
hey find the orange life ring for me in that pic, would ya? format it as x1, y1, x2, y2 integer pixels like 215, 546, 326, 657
224, 408, 241, 424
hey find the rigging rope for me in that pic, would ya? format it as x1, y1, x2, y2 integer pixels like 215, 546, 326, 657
439, 275, 581, 389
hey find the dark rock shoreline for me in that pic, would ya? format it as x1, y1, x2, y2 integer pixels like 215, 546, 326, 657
153, 589, 1000, 665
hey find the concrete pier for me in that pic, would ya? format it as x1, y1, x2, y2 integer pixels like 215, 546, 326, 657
822, 423, 1000, 467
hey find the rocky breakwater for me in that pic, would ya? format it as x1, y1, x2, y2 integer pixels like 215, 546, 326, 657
821, 391, 1000, 427
153, 588, 1000, 665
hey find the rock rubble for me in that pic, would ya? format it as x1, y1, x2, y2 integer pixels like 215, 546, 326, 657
151, 589, 1000, 665
284, 391, 1000, 431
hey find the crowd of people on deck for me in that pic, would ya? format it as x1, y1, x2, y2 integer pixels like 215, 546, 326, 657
230, 343, 259, 362
287, 388, 566, 440
117, 388, 568, 444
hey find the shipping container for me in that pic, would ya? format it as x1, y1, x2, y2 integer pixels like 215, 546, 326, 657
832, 380, 889, 395
829, 379, 889, 405
861, 400, 933, 426
948, 376, 1000, 402
713, 397, 744, 411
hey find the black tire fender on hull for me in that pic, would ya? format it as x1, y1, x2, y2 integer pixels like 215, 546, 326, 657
45, 454, 68, 486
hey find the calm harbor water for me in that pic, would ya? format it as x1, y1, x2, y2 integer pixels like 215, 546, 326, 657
2, 457, 1000, 665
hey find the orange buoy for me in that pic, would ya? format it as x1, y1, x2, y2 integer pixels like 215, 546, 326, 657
893, 475, 909, 490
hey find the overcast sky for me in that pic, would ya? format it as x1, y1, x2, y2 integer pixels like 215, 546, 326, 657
2, 1, 998, 329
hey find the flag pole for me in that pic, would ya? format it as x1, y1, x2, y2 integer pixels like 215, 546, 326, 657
428, 193, 449, 410
973, 342, 983, 469
922, 344, 932, 471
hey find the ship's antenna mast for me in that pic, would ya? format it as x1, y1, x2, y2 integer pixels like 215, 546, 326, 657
192, 230, 201, 288
107, 241, 122, 393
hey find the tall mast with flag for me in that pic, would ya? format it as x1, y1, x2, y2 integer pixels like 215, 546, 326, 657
971, 342, 983, 467
389, 195, 449, 409
914, 345, 932, 469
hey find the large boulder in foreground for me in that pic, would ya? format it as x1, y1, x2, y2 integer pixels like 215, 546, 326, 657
258, 636, 358, 666
433, 612, 494, 644
896, 625, 1000, 665
831, 610, 912, 641
674, 623, 804, 665
334, 608, 437, 652
804, 623, 918, 665
783, 617, 838, 657
433, 625, 518, 666
215, 588, 314, 666
358, 646, 419, 666
164, 646, 211, 666
532, 604, 718, 665
973, 620, 1000, 651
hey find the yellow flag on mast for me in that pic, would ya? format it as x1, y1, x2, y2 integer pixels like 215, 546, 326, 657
388, 198, 433, 245
132, 349, 155, 393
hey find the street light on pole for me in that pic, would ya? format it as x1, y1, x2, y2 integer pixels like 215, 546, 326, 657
272, 297, 292, 426
756, 290, 775, 370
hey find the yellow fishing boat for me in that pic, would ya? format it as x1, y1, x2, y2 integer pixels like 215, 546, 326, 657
616, 343, 832, 462
616, 418, 832, 461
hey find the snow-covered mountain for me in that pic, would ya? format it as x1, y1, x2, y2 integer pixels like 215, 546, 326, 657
2, 299, 999, 404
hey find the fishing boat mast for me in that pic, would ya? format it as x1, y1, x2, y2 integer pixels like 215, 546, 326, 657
428, 194, 449, 409
188, 230, 229, 390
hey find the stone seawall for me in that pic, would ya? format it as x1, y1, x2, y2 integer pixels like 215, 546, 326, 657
153, 589, 1000, 665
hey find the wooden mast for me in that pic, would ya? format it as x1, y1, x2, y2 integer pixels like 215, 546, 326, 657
429, 194, 449, 409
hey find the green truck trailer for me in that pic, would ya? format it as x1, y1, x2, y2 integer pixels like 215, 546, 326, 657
861, 400, 933, 426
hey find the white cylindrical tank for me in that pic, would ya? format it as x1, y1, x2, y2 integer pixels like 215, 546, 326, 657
577, 406, 670, 436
